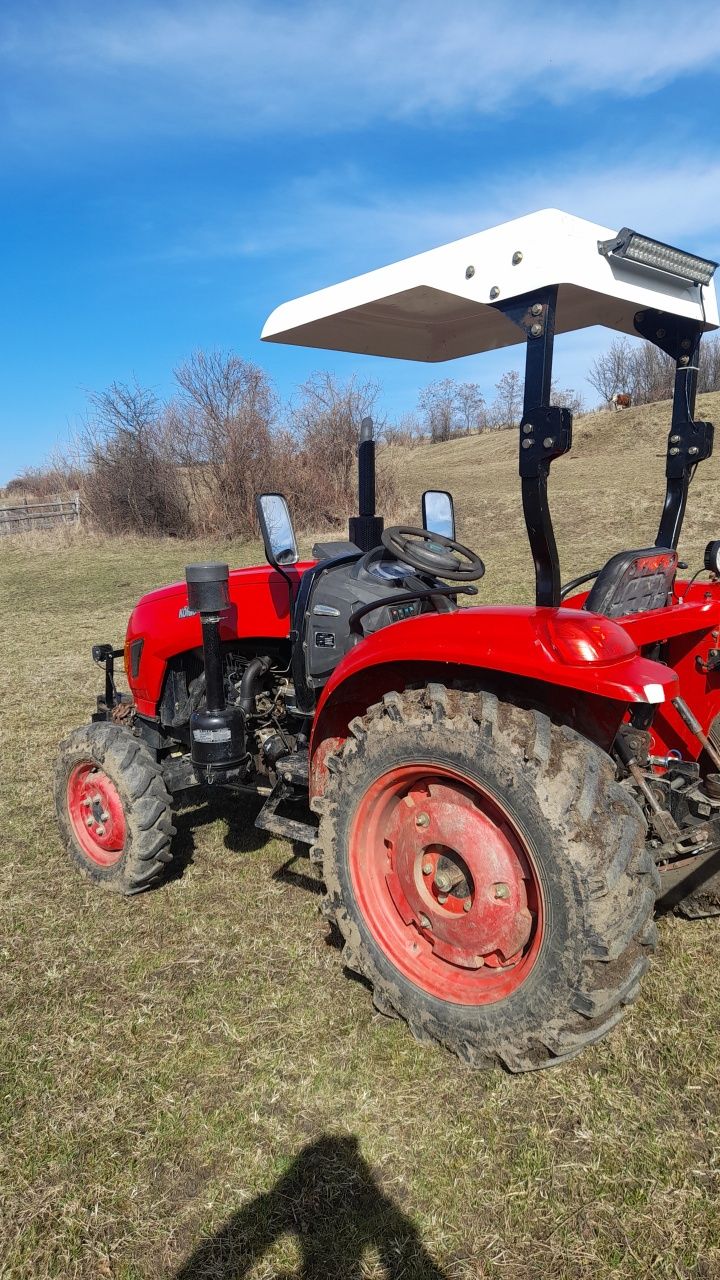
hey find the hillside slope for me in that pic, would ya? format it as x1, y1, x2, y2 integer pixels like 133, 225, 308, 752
383, 391, 720, 605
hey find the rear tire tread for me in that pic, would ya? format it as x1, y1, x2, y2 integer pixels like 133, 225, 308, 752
316, 684, 657, 1072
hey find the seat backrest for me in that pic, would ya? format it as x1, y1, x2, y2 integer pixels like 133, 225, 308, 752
584, 547, 677, 618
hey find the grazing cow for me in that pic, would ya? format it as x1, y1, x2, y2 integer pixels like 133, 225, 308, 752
612, 392, 632, 410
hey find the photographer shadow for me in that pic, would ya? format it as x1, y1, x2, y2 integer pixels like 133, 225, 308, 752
174, 1133, 449, 1279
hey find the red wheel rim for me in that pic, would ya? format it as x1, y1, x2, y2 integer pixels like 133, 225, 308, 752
67, 762, 127, 867
349, 765, 544, 1005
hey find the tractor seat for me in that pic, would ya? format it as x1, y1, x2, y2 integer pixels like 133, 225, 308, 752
584, 547, 678, 618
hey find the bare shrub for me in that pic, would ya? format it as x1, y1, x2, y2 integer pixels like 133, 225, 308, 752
380, 412, 424, 446
80, 382, 190, 536
287, 373, 396, 530
3, 463, 84, 499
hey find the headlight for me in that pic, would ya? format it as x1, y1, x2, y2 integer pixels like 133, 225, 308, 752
704, 540, 720, 576
598, 227, 718, 286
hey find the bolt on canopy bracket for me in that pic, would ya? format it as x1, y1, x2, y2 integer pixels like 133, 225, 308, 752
495, 287, 573, 607
634, 309, 714, 549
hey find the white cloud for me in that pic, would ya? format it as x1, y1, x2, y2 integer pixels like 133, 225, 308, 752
3, 0, 720, 142
157, 148, 720, 274
166, 145, 720, 409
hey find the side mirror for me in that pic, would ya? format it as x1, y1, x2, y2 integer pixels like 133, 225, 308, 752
422, 490, 455, 541
256, 493, 299, 568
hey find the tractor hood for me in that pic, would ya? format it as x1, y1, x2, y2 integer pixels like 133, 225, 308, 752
262, 209, 719, 362
125, 562, 313, 717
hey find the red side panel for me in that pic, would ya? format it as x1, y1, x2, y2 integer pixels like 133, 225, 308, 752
126, 562, 313, 716
619, 585, 720, 758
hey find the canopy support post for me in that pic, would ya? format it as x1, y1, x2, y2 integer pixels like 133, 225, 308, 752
496, 287, 573, 607
634, 309, 713, 550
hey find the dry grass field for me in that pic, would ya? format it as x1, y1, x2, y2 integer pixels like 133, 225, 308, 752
2, 393, 720, 1279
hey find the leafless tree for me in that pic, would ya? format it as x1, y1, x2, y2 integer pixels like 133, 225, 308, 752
490, 369, 523, 429
631, 342, 675, 404
380, 412, 424, 446
287, 372, 392, 527
587, 337, 681, 407
587, 338, 635, 404
418, 379, 457, 443
173, 350, 278, 536
699, 333, 720, 393
418, 379, 485, 442
550, 382, 585, 416
455, 382, 488, 434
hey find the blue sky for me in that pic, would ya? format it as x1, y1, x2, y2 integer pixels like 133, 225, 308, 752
2, 0, 720, 483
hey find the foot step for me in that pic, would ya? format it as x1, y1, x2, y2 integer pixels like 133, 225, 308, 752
255, 779, 317, 846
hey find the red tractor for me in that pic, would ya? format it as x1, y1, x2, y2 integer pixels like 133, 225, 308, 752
55, 210, 720, 1070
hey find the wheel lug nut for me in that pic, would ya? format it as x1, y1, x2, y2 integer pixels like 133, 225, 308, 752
83, 797, 92, 807
415, 812, 430, 828
494, 883, 510, 899
463, 898, 471, 912
438, 893, 448, 904
95, 824, 106, 837
85, 816, 94, 827
422, 861, 433, 876
100, 810, 109, 822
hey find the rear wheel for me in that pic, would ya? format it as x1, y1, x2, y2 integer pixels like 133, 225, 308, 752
316, 686, 658, 1071
55, 722, 175, 894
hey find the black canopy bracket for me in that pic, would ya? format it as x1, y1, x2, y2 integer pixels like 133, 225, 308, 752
494, 286, 572, 607
634, 309, 714, 548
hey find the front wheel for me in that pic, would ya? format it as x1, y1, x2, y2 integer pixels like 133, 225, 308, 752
55, 722, 176, 894
317, 686, 658, 1071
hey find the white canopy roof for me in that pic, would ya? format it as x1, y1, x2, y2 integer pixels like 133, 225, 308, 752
262, 209, 719, 362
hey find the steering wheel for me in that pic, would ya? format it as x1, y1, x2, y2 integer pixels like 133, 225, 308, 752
381, 526, 485, 583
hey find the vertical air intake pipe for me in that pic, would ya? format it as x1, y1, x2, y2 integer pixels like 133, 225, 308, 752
185, 563, 246, 782
349, 416, 384, 552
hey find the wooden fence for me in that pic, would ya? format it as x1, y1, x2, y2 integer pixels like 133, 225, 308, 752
0, 492, 81, 536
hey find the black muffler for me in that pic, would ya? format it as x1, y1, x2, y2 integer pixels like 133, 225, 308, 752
185, 563, 246, 782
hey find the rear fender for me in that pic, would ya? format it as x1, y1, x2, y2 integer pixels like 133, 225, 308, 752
309, 606, 678, 798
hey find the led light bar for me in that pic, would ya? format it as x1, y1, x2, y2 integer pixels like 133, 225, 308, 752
598, 227, 718, 286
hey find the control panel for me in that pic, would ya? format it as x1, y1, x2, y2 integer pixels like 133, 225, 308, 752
388, 601, 421, 623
